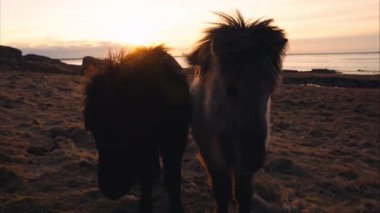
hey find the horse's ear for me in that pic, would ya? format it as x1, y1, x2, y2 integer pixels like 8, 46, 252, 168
279, 38, 288, 53
248, 20, 288, 56
187, 44, 211, 70
270, 35, 288, 58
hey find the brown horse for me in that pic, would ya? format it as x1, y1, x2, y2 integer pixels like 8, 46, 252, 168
84, 46, 191, 213
187, 11, 287, 212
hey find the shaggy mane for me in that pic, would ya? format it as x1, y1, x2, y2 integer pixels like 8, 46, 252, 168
187, 10, 287, 84
84, 45, 184, 130
107, 45, 181, 71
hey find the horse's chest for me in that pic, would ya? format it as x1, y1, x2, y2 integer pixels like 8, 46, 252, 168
192, 83, 242, 170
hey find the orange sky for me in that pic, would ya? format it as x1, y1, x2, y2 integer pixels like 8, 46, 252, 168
1, 0, 379, 57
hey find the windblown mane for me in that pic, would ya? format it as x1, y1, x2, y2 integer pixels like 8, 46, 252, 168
106, 45, 182, 74
187, 10, 287, 85
84, 45, 186, 131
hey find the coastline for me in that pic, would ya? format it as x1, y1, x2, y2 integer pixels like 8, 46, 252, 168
59, 51, 380, 76
282, 70, 380, 88
181, 67, 380, 89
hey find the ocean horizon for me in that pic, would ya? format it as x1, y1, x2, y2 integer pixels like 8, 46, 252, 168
61, 52, 380, 75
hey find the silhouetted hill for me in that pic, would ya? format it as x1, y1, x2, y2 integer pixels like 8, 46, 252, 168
0, 45, 81, 75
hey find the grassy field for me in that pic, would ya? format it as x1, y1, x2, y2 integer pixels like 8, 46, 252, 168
0, 69, 379, 212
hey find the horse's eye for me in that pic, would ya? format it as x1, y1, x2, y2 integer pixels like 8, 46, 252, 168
226, 86, 238, 99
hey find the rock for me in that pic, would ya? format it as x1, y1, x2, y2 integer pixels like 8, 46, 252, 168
0, 45, 22, 58
82, 56, 102, 66
282, 71, 380, 89
0, 46, 23, 70
81, 56, 108, 76
49, 126, 95, 149
24, 54, 63, 64
311, 68, 338, 74
0, 45, 81, 75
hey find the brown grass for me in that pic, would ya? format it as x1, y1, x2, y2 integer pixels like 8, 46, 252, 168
0, 69, 379, 212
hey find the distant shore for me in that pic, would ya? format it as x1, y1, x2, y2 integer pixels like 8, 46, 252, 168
59, 51, 380, 75
181, 68, 380, 89
1, 45, 379, 89
282, 70, 380, 88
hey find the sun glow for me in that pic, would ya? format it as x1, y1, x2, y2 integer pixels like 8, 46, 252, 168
1, 0, 378, 56
105, 22, 163, 46
112, 30, 157, 46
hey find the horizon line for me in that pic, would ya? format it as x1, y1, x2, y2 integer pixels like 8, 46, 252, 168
55, 51, 380, 60
286, 51, 380, 56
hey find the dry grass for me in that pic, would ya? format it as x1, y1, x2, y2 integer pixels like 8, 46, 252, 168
264, 85, 380, 212
0, 69, 379, 212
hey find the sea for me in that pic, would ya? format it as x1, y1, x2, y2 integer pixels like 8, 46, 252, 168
61, 52, 380, 75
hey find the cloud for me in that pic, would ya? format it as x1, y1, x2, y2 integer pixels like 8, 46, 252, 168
288, 34, 379, 54
5, 41, 126, 59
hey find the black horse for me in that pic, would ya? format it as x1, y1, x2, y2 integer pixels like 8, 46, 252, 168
187, 11, 287, 212
84, 46, 191, 212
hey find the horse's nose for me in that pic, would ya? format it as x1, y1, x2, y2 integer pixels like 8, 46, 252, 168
98, 171, 134, 200
99, 184, 125, 200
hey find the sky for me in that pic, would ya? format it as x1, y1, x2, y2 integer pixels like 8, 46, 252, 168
0, 0, 379, 58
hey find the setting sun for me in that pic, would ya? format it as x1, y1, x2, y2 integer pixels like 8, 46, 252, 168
2, 0, 378, 55
97, 16, 164, 46
104, 25, 160, 46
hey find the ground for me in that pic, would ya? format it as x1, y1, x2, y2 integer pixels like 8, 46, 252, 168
0, 69, 379, 212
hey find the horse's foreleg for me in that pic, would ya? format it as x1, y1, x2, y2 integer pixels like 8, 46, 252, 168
138, 151, 155, 213
234, 173, 253, 213
208, 168, 232, 213
139, 175, 153, 213
161, 145, 184, 213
